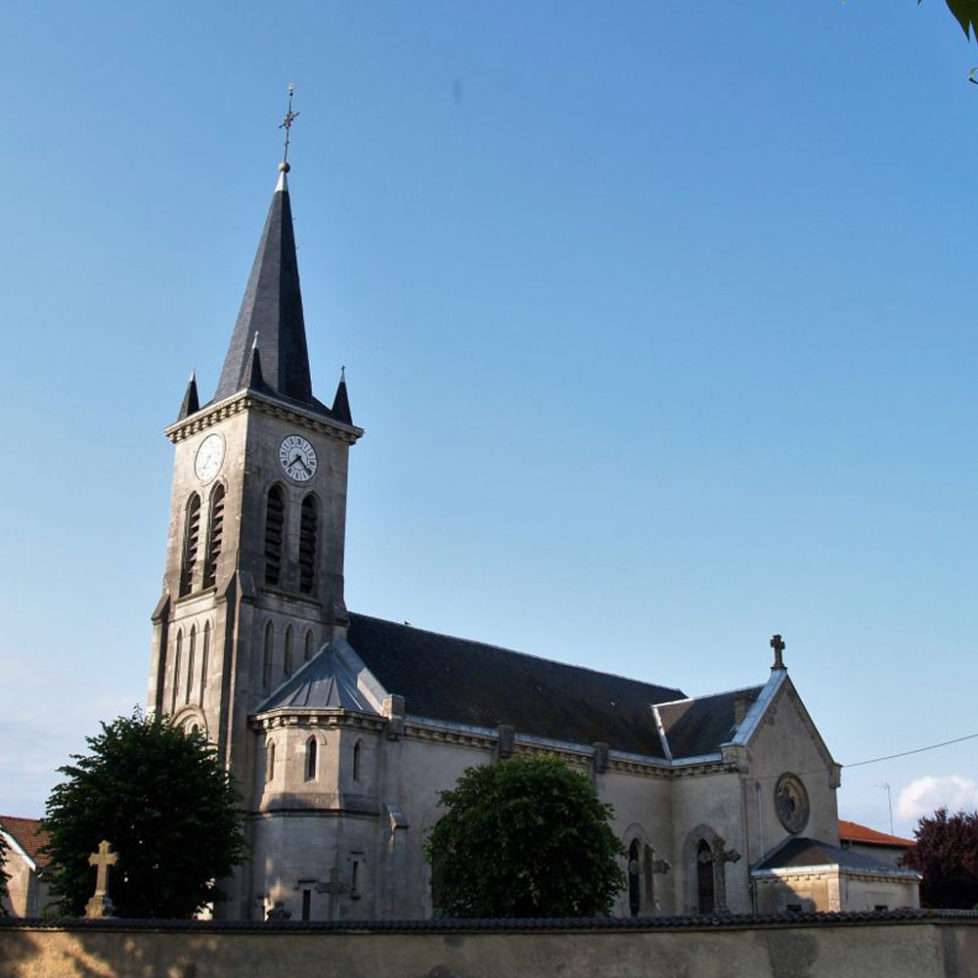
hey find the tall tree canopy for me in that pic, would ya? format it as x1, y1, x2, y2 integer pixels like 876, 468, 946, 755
902, 808, 978, 909
425, 755, 625, 918
926, 0, 978, 42
43, 710, 246, 918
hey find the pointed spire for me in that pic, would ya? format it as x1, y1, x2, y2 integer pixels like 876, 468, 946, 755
331, 366, 352, 425
213, 163, 314, 407
178, 370, 199, 420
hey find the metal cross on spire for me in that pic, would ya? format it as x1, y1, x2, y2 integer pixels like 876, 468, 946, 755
279, 83, 300, 169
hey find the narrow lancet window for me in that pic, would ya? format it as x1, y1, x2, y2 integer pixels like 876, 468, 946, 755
628, 839, 641, 917
305, 737, 317, 781
200, 621, 210, 706
202, 484, 225, 589
304, 629, 314, 662
263, 621, 274, 692
264, 485, 285, 587
185, 625, 196, 705
179, 494, 202, 596
171, 630, 183, 715
353, 740, 362, 782
266, 739, 275, 783
284, 627, 294, 677
696, 840, 715, 914
299, 494, 318, 594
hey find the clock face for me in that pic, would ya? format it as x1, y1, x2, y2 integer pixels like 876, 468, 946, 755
279, 434, 318, 482
194, 433, 225, 483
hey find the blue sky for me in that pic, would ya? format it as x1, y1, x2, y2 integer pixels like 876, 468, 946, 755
1, 1, 976, 837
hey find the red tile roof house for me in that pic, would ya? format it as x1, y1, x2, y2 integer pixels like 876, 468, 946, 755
839, 819, 915, 870
1, 816, 53, 918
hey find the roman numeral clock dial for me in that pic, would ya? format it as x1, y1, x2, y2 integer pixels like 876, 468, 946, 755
279, 434, 318, 482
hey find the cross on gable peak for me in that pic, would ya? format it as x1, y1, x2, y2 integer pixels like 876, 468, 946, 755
770, 633, 786, 671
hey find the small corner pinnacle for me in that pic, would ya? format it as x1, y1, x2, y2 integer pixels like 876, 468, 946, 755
178, 370, 200, 420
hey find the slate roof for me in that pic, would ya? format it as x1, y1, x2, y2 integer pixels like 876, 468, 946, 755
755, 837, 920, 878
345, 613, 686, 757
838, 819, 914, 849
0, 816, 50, 869
211, 169, 342, 422
655, 686, 762, 759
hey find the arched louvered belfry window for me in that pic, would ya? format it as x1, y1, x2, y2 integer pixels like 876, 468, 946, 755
199, 621, 210, 706
185, 625, 196, 705
299, 494, 318, 594
202, 483, 225, 589
304, 629, 314, 662
264, 485, 286, 587
284, 626, 294, 677
262, 621, 274, 692
171, 630, 183, 715
305, 737, 317, 781
180, 494, 202, 596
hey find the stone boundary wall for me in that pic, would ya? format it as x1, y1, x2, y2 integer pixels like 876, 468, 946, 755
2, 910, 977, 978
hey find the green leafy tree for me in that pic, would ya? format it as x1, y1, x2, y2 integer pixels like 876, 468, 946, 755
924, 0, 978, 42
902, 807, 978, 908
43, 709, 246, 918
425, 755, 625, 918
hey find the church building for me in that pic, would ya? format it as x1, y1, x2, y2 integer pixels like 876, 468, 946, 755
147, 143, 920, 922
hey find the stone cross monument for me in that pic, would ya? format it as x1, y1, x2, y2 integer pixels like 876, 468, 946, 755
85, 840, 118, 918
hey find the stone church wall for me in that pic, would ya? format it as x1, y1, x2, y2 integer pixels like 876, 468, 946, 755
2, 915, 976, 978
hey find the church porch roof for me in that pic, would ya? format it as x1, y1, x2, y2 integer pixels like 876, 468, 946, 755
754, 837, 921, 880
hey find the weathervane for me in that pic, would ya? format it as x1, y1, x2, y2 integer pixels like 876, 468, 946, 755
279, 83, 299, 169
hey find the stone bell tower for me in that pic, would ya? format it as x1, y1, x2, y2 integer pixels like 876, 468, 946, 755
147, 145, 363, 830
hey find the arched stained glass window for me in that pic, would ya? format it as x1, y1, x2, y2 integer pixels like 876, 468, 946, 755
696, 840, 715, 914
628, 839, 642, 917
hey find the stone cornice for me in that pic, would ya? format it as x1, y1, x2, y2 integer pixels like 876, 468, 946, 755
250, 709, 386, 734
165, 389, 364, 445
248, 708, 750, 780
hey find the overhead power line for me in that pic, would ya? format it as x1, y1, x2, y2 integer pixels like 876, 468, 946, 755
845, 732, 978, 769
